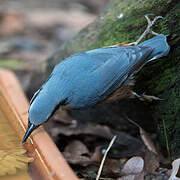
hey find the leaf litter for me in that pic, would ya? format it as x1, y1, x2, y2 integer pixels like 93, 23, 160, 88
43, 110, 177, 179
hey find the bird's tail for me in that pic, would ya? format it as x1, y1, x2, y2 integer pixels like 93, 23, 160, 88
138, 34, 170, 61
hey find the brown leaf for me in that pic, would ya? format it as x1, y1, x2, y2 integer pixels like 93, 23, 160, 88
49, 121, 144, 158
125, 117, 160, 174
121, 156, 144, 175
50, 122, 112, 138
91, 146, 103, 163
144, 149, 159, 174
168, 158, 180, 180
139, 127, 158, 155
63, 140, 92, 166
104, 158, 121, 174
64, 140, 89, 156
126, 116, 158, 155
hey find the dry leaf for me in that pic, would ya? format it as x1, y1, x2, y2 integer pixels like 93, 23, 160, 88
126, 116, 158, 155
118, 156, 145, 180
63, 140, 91, 166
121, 156, 144, 175
131, 119, 160, 174
91, 146, 103, 163
103, 158, 121, 174
168, 158, 180, 180
144, 149, 159, 174
0, 149, 33, 176
49, 122, 144, 158
64, 140, 90, 156
51, 123, 112, 138
139, 127, 158, 155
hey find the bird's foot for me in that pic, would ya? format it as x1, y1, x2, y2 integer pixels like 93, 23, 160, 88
140, 94, 164, 102
131, 91, 163, 102
129, 14, 163, 46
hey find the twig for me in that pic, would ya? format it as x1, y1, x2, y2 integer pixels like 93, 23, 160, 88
124, 115, 141, 128
96, 135, 117, 180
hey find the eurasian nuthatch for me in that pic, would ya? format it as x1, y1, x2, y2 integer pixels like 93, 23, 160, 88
22, 15, 170, 143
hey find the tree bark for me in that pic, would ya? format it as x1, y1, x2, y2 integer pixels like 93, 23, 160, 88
46, 0, 180, 158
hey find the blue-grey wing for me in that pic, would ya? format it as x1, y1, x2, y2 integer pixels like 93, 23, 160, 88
88, 46, 152, 100
30, 46, 152, 110
66, 46, 152, 108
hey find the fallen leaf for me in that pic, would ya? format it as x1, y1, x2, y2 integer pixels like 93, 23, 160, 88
144, 149, 159, 174
125, 118, 160, 174
168, 158, 180, 180
91, 146, 103, 163
139, 127, 158, 155
50, 123, 112, 138
125, 116, 158, 155
103, 158, 121, 174
63, 140, 91, 166
64, 140, 90, 156
121, 156, 144, 175
49, 121, 144, 158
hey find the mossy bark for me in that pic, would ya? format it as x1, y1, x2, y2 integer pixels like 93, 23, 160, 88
46, 0, 180, 158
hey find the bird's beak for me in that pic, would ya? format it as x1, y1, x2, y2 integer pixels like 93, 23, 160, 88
22, 122, 37, 143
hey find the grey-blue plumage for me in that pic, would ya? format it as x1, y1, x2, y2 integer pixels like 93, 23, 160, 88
22, 34, 170, 143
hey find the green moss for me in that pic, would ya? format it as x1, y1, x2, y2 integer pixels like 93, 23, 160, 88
152, 86, 180, 158
135, 33, 180, 158
0, 59, 26, 70
88, 0, 169, 49
149, 68, 178, 94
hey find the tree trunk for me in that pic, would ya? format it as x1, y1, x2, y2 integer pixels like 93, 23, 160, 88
46, 0, 180, 158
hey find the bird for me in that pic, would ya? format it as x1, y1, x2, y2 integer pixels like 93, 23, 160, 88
22, 15, 170, 143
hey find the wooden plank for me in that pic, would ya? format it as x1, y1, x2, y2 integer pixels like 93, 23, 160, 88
0, 69, 79, 180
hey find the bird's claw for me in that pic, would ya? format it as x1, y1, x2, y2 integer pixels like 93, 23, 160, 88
145, 14, 163, 29
132, 14, 163, 45
140, 94, 164, 102
131, 91, 164, 102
